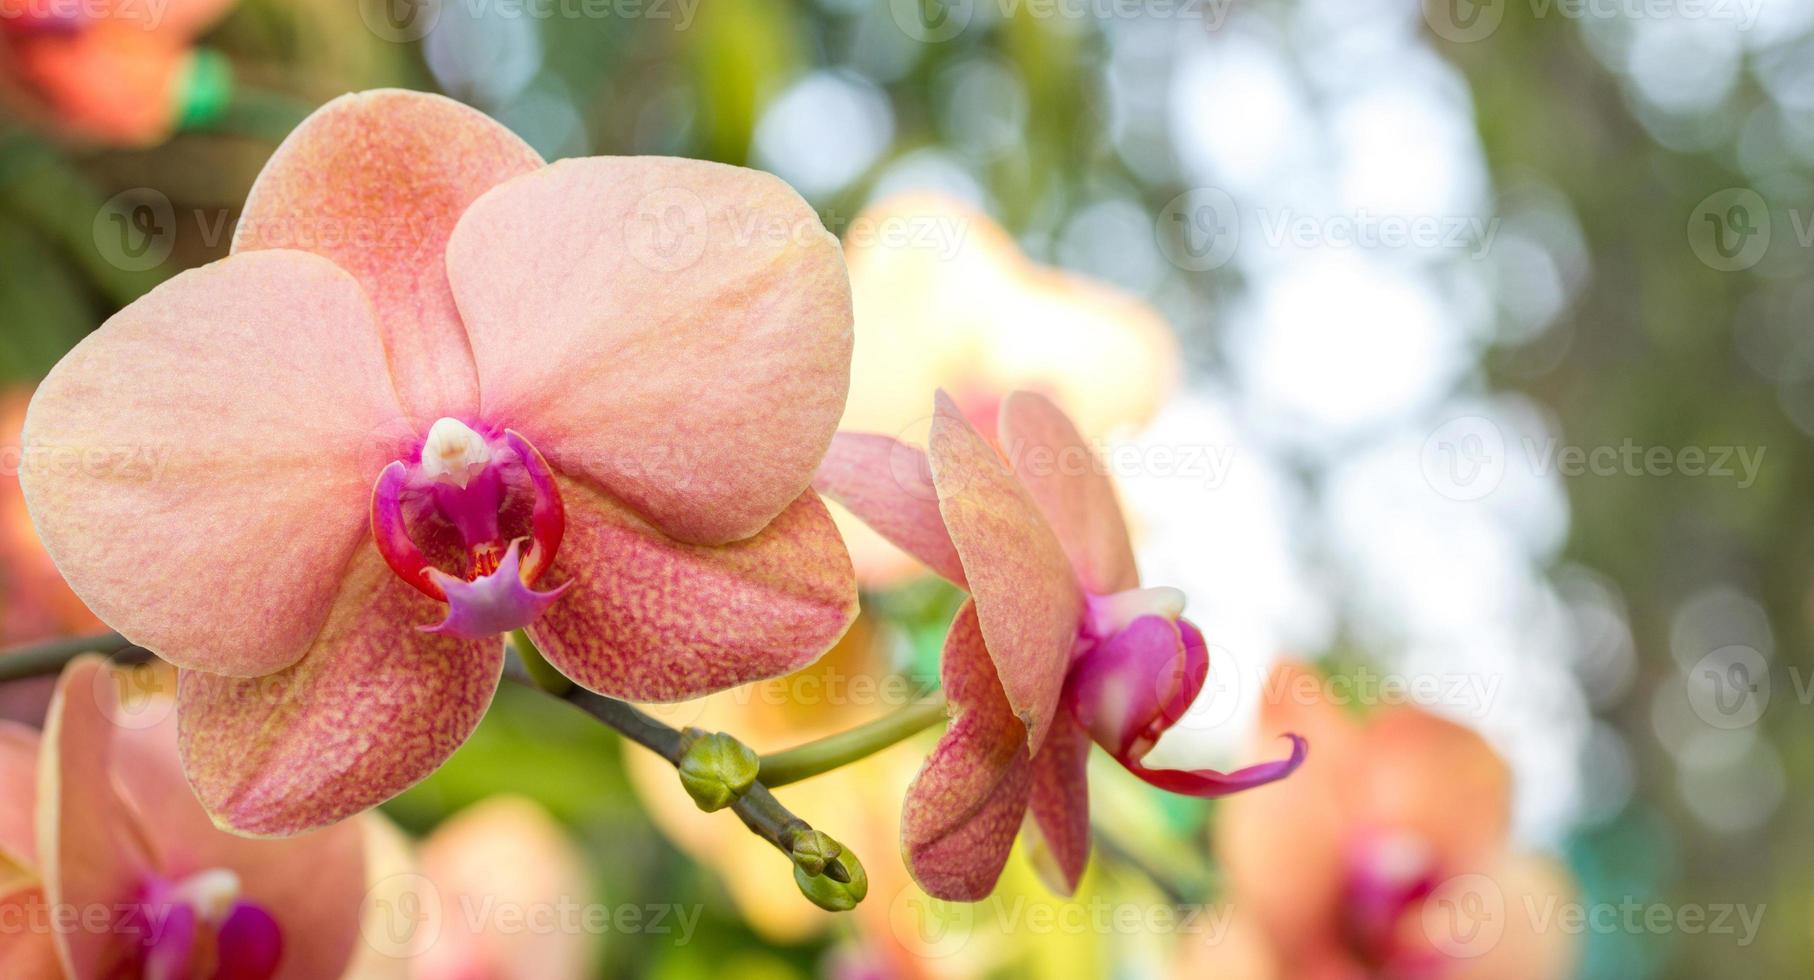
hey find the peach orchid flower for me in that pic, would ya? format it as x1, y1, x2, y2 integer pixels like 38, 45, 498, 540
0, 0, 235, 144
834, 193, 1178, 585
0, 657, 365, 978
19, 89, 858, 837
1211, 661, 1577, 980
815, 391, 1304, 900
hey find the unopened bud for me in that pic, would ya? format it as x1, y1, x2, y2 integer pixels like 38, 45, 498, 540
795, 843, 868, 912
676, 729, 760, 812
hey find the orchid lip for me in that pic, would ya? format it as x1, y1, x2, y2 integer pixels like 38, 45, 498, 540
371, 422, 568, 636
142, 868, 283, 980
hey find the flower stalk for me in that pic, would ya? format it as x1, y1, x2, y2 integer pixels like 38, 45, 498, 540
757, 695, 950, 788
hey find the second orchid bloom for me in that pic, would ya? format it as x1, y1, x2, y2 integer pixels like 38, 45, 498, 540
817, 391, 1305, 900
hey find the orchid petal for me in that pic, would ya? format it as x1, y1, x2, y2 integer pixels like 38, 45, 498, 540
997, 391, 1139, 594
104, 667, 365, 980
812, 432, 965, 586
416, 797, 596, 980
1065, 615, 1185, 760
0, 722, 37, 871
527, 477, 856, 702
1126, 734, 1306, 797
213, 901, 284, 980
6, 26, 190, 144
901, 601, 1032, 901
178, 545, 503, 837
928, 391, 1081, 750
445, 156, 853, 546
0, 887, 61, 976
1022, 718, 1091, 896
234, 89, 543, 422
21, 250, 408, 677
1357, 705, 1511, 868
39, 657, 161, 979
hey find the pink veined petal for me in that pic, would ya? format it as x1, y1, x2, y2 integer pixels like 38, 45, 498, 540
812, 432, 966, 586
105, 670, 365, 980
21, 250, 409, 677
1022, 717, 1092, 896
901, 600, 1033, 902
527, 477, 856, 703
38, 657, 160, 980
177, 544, 503, 837
0, 722, 37, 872
234, 89, 544, 423
928, 390, 1081, 751
997, 391, 1139, 595
446, 156, 854, 547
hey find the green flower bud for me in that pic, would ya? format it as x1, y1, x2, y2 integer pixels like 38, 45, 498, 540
794, 843, 868, 912
676, 728, 760, 812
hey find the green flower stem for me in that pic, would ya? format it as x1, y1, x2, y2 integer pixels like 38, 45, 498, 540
757, 694, 949, 788
0, 631, 136, 682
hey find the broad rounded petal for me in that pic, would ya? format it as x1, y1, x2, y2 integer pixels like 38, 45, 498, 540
417, 797, 596, 980
178, 545, 503, 836
1022, 718, 1091, 896
447, 156, 854, 546
527, 477, 856, 702
1444, 853, 1578, 980
1357, 705, 1512, 868
22, 250, 407, 677
929, 391, 1081, 749
902, 601, 1032, 902
813, 432, 965, 585
235, 89, 544, 422
998, 391, 1138, 594
0, 723, 37, 871
99, 666, 367, 980
39, 657, 159, 980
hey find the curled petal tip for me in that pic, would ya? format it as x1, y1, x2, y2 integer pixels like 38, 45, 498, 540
1127, 732, 1308, 798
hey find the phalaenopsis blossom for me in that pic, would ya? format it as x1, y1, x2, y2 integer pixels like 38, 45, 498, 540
816, 391, 1304, 900
20, 89, 858, 837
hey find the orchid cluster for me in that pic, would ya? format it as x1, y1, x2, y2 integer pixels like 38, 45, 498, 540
2, 89, 1314, 976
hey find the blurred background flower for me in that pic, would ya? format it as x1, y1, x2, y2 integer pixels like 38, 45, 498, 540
2, 0, 1807, 975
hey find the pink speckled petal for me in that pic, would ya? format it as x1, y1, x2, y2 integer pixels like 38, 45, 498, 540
997, 391, 1138, 594
234, 89, 543, 423
901, 601, 1031, 901
21, 251, 408, 677
812, 432, 965, 585
0, 723, 36, 871
1022, 718, 1091, 896
527, 477, 856, 702
446, 156, 853, 547
106, 671, 366, 980
928, 391, 1081, 750
39, 657, 160, 980
177, 544, 503, 837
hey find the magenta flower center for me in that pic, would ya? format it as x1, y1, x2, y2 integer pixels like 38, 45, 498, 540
140, 868, 284, 980
1064, 587, 1197, 761
371, 418, 570, 639
1340, 831, 1442, 971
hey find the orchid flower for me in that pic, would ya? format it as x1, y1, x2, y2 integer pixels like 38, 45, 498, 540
0, 0, 235, 143
1209, 661, 1576, 980
19, 89, 858, 837
0, 657, 366, 978
834, 193, 1178, 585
815, 391, 1305, 900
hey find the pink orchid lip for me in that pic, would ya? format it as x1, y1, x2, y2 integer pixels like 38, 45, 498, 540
141, 870, 283, 980
1341, 831, 1441, 968
371, 422, 568, 638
